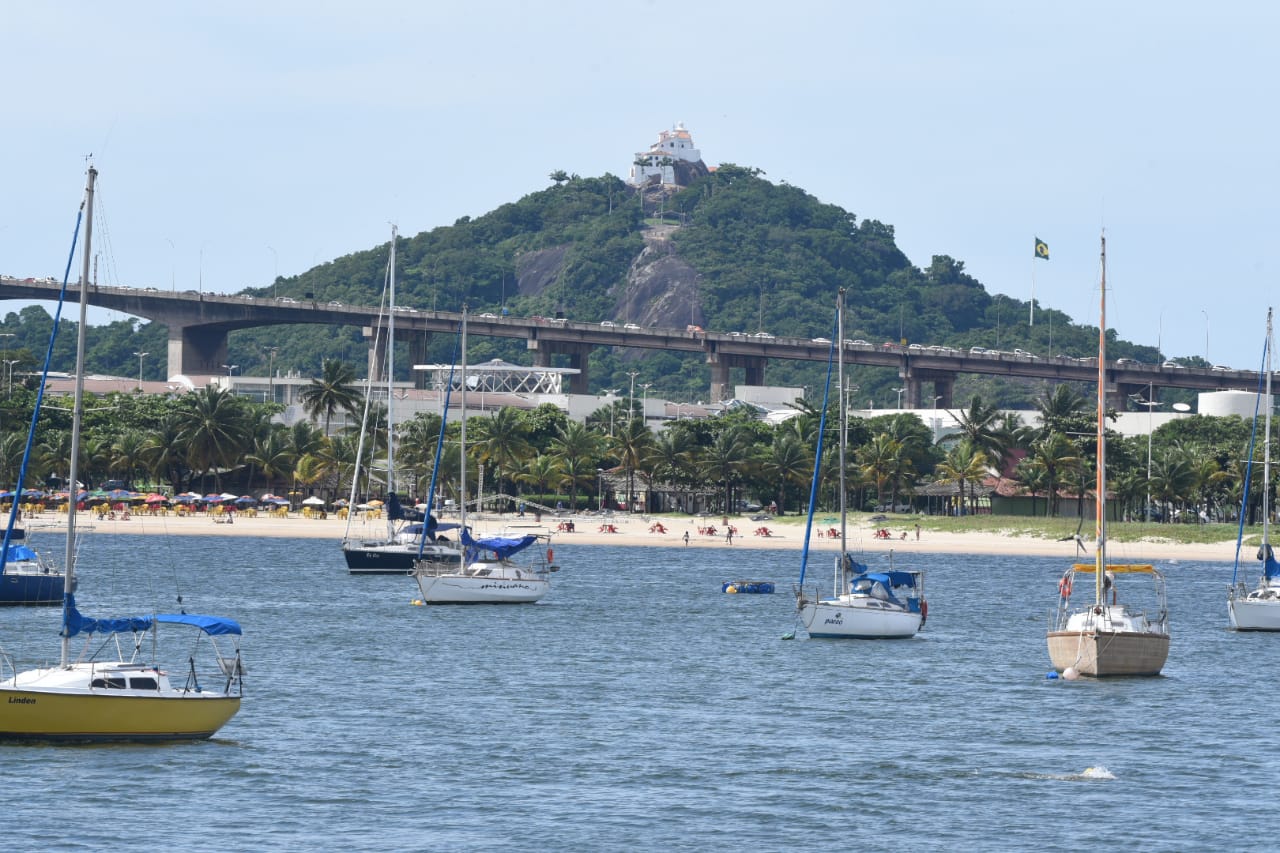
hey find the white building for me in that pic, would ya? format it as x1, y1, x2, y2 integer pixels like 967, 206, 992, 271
627, 123, 703, 186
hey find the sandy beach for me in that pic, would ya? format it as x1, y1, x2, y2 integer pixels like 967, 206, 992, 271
19, 508, 1238, 563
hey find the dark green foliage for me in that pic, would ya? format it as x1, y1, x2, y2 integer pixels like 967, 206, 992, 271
5, 170, 1172, 406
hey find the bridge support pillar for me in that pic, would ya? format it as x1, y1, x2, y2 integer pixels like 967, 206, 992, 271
705, 353, 765, 401
167, 324, 228, 377
901, 368, 958, 410
364, 325, 388, 383
526, 337, 592, 394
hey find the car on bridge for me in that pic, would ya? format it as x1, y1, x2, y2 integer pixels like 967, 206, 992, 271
600, 320, 616, 327
624, 323, 640, 330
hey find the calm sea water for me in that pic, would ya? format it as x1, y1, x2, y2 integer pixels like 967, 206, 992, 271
1, 533, 1271, 851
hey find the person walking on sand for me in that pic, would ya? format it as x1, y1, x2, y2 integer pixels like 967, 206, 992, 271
915, 523, 920, 541
683, 530, 690, 546
726, 528, 734, 546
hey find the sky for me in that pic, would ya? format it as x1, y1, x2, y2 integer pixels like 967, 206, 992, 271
3, 1, 1276, 370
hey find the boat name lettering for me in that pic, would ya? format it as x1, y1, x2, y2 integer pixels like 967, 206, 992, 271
8, 696, 35, 705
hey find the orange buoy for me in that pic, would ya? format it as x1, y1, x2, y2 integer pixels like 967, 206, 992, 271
547, 547, 554, 563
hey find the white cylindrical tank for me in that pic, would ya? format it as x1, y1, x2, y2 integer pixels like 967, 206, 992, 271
1198, 390, 1273, 418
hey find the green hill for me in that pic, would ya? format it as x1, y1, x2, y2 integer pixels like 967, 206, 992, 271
2, 167, 1176, 406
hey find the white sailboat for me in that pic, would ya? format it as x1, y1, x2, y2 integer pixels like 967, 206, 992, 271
0, 166, 245, 741
412, 306, 555, 604
794, 289, 926, 639
1047, 234, 1170, 677
343, 225, 461, 574
1228, 307, 1280, 630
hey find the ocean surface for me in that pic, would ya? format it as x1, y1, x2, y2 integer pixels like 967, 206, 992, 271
1, 533, 1271, 852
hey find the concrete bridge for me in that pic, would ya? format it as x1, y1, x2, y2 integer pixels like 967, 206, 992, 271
1, 277, 1262, 406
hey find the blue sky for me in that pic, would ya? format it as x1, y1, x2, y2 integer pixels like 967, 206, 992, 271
3, 1, 1275, 370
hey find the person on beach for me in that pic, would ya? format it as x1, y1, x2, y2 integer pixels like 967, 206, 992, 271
915, 524, 920, 540
726, 528, 734, 545
683, 530, 690, 546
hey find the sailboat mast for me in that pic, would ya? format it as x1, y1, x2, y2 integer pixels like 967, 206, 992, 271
63, 165, 95, 667
837, 288, 848, 570
1095, 234, 1108, 604
459, 305, 468, 571
386, 226, 397, 496
1264, 307, 1274, 556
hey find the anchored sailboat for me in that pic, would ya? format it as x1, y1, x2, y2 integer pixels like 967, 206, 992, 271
1228, 307, 1280, 630
412, 306, 556, 604
793, 289, 926, 639
0, 167, 244, 741
342, 226, 461, 574
1047, 234, 1170, 677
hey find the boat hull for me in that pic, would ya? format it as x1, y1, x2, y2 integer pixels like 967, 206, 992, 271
0, 684, 240, 742
1047, 630, 1170, 676
414, 563, 549, 604
799, 598, 922, 639
343, 543, 460, 575
0, 571, 69, 606
1228, 596, 1280, 631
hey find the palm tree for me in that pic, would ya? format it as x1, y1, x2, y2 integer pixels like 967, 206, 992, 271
109, 430, 147, 489
608, 418, 656, 513
934, 439, 991, 516
698, 427, 751, 513
514, 455, 562, 505
549, 421, 603, 510
174, 386, 252, 491
946, 395, 1013, 468
759, 432, 812, 515
140, 414, 190, 493
1034, 384, 1091, 440
299, 359, 363, 434
857, 433, 906, 510
1022, 432, 1080, 517
645, 428, 696, 513
244, 427, 296, 496
468, 407, 533, 502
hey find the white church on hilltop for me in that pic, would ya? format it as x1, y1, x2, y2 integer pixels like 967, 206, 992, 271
627, 123, 705, 186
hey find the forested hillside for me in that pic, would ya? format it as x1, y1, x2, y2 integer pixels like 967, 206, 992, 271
1, 168, 1181, 406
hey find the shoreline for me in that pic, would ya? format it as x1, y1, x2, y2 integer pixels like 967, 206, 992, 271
18, 510, 1239, 563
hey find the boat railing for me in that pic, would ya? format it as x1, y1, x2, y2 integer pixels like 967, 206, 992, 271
0, 650, 13, 683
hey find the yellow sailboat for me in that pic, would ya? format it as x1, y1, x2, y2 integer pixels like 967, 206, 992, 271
0, 166, 244, 741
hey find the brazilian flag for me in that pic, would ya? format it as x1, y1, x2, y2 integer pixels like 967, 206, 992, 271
1034, 238, 1049, 260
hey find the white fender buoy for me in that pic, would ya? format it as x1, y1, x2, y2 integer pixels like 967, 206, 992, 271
1063, 666, 1079, 681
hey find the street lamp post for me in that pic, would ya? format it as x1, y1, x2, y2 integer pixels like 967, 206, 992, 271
895, 387, 907, 409
221, 363, 238, 386
1131, 383, 1164, 521
265, 346, 279, 403
626, 371, 640, 422
640, 383, 652, 424
133, 350, 148, 390
597, 468, 605, 512
3, 359, 17, 399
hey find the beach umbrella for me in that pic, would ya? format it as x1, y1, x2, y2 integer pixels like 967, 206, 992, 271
302, 496, 326, 506
234, 496, 257, 506
219, 492, 238, 502
144, 493, 169, 504
332, 498, 349, 507
367, 499, 384, 508
0, 491, 13, 500
107, 489, 132, 501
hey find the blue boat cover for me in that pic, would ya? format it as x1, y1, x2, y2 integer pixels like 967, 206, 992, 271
861, 571, 918, 589
2, 544, 36, 562
460, 529, 538, 560
62, 594, 241, 637
156, 612, 243, 636
1262, 545, 1280, 581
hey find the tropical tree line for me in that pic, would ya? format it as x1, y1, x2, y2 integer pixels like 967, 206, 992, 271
0, 364, 1268, 522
